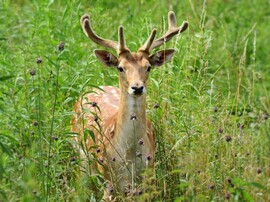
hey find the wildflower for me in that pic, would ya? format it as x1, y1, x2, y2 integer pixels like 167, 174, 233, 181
225, 135, 232, 142
91, 101, 97, 107
237, 123, 244, 129
146, 154, 152, 161
137, 189, 143, 195
262, 113, 269, 120
208, 184, 215, 190
57, 41, 65, 51
136, 151, 142, 157
36, 57, 43, 64
125, 183, 131, 194
225, 192, 231, 200
98, 158, 104, 164
227, 178, 234, 187
30, 69, 36, 76
108, 186, 114, 194
130, 113, 137, 121
70, 156, 76, 162
154, 103, 160, 109
256, 168, 262, 174
138, 138, 144, 145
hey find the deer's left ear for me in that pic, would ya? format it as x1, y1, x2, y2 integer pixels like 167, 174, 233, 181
94, 50, 118, 67
149, 49, 175, 67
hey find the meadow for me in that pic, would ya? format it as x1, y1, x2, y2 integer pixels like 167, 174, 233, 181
0, 0, 270, 201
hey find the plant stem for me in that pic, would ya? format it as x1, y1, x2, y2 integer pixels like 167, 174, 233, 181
46, 54, 61, 201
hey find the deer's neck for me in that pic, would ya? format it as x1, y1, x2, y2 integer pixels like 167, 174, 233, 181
115, 91, 147, 153
117, 94, 146, 125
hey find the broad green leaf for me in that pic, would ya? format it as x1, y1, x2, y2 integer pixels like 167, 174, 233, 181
84, 128, 96, 143
0, 75, 14, 81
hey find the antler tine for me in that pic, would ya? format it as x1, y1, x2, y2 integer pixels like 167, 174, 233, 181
118, 26, 129, 54
168, 11, 177, 29
81, 14, 120, 51
138, 29, 157, 53
149, 11, 189, 51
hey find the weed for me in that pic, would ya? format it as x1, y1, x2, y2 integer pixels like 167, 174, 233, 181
0, 0, 269, 201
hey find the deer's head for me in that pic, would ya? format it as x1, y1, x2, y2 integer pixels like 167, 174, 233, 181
80, 12, 188, 96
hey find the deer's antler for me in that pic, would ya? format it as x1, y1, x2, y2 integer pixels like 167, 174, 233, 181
80, 14, 129, 54
139, 11, 188, 53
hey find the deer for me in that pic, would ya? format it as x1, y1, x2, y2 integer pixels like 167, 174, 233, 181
71, 11, 188, 200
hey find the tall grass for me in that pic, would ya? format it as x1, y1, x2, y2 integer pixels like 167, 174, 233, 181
0, 0, 269, 201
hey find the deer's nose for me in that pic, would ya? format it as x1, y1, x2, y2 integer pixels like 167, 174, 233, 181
131, 85, 144, 95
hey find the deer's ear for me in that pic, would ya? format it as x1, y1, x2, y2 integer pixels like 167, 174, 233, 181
94, 50, 118, 67
149, 49, 175, 67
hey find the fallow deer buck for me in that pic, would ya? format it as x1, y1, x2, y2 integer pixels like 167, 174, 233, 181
71, 11, 188, 199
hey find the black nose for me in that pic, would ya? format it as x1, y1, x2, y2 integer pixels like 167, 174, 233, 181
131, 86, 144, 94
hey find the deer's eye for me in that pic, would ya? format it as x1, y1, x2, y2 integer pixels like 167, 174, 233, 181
147, 66, 151, 72
117, 66, 124, 72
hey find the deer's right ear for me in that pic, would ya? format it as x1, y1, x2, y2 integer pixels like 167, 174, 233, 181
94, 50, 118, 67
149, 49, 175, 67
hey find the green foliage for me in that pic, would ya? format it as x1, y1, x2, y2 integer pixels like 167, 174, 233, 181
0, 0, 270, 201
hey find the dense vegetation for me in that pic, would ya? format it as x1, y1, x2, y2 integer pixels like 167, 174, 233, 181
0, 0, 269, 201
